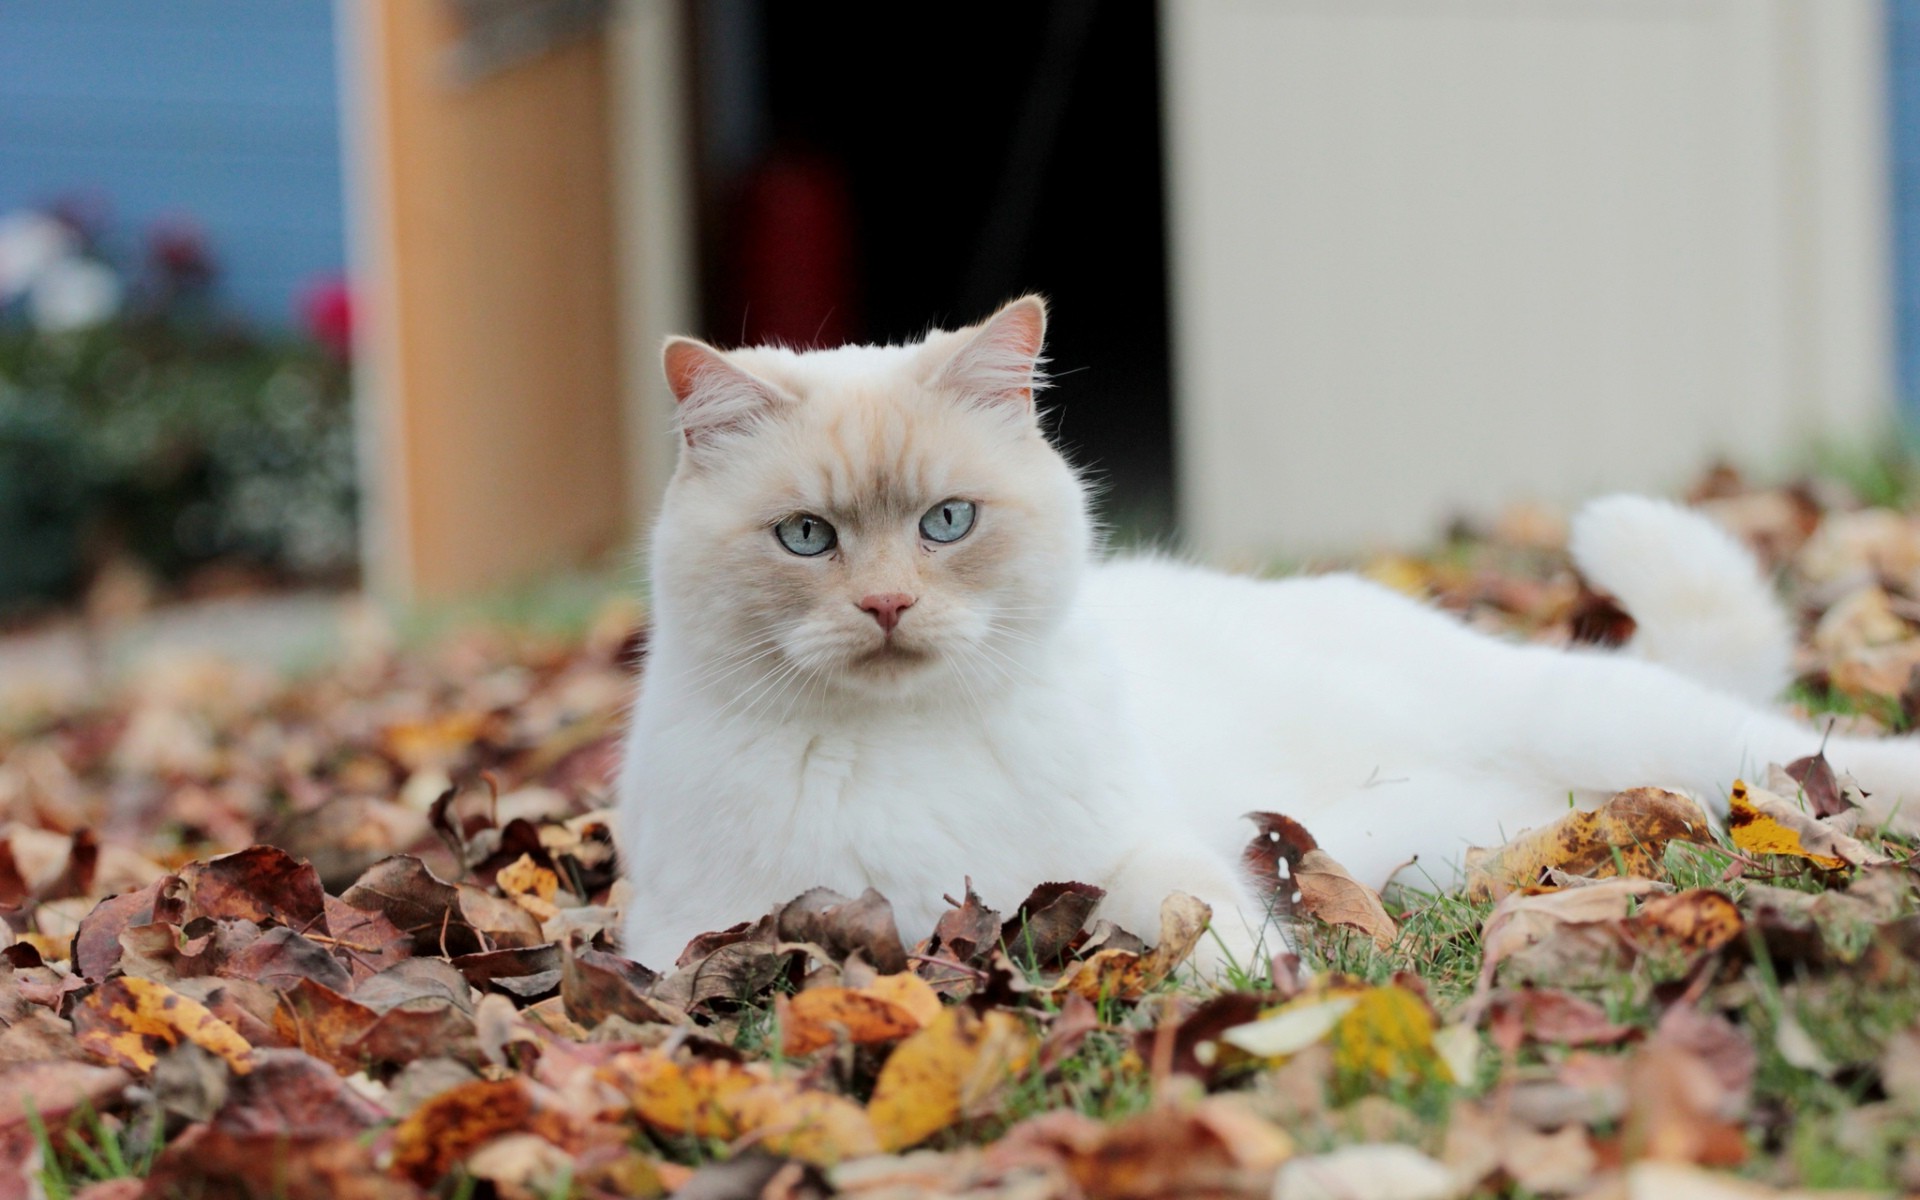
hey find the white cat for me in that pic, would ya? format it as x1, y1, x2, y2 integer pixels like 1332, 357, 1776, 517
616, 295, 1920, 973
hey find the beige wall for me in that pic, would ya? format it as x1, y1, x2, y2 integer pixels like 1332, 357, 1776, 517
346, 0, 631, 601
607, 0, 696, 535
1161, 0, 1893, 557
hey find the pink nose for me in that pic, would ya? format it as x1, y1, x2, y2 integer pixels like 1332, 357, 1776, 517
858, 593, 915, 634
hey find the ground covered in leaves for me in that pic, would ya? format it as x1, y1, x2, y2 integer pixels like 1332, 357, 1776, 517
6, 462, 1920, 1199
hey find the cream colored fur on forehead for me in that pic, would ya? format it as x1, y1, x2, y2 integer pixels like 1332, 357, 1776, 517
716, 328, 975, 398
692, 337, 1045, 521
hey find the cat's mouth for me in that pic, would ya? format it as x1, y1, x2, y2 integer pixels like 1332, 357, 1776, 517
849, 641, 935, 672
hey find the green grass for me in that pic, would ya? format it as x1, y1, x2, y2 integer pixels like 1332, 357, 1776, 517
26, 1099, 160, 1199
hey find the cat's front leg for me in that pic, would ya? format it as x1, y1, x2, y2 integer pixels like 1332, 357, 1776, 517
1100, 841, 1290, 985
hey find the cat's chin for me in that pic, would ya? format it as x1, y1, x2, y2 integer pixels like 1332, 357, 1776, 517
826, 643, 946, 697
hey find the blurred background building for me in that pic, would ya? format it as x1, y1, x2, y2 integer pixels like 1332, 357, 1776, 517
0, 0, 1913, 608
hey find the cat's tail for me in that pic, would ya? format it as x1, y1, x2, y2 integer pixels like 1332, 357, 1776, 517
1568, 494, 1794, 704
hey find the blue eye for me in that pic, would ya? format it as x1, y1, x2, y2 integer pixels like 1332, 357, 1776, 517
919, 499, 976, 544
775, 513, 836, 556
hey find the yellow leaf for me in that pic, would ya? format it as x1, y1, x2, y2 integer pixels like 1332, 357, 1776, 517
1330, 985, 1447, 1085
868, 1006, 1034, 1150
622, 1055, 759, 1139
864, 971, 944, 1027
1728, 780, 1889, 870
74, 976, 255, 1075
497, 854, 558, 903
727, 1086, 879, 1165
1464, 788, 1715, 900
608, 1051, 878, 1166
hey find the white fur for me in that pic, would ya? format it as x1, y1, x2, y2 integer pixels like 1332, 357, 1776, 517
618, 302, 1920, 976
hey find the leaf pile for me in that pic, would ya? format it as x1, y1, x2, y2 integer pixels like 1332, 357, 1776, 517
5, 462, 1920, 1197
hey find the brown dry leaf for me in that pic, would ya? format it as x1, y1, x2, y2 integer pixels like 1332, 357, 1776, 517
143, 1125, 426, 1200
1296, 849, 1397, 948
1045, 893, 1212, 1002
926, 881, 1002, 967
1472, 877, 1666, 1002
1445, 1101, 1599, 1197
212, 1048, 392, 1138
1620, 1036, 1747, 1167
560, 945, 683, 1028
176, 845, 329, 930
867, 1004, 1035, 1151
1622, 889, 1743, 958
496, 852, 561, 922
72, 975, 255, 1075
1046, 1095, 1294, 1198
1486, 988, 1636, 1049
1781, 749, 1851, 819
775, 887, 911, 975
390, 1077, 536, 1186
1727, 780, 1890, 870
1000, 881, 1104, 966
780, 971, 943, 1056
1464, 788, 1714, 901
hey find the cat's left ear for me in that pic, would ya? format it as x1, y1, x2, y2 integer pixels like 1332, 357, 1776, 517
930, 294, 1049, 411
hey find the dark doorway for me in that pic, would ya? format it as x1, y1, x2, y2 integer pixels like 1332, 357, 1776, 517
688, 1, 1176, 536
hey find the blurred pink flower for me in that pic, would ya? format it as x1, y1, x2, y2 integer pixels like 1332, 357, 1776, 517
147, 216, 217, 289
299, 275, 353, 358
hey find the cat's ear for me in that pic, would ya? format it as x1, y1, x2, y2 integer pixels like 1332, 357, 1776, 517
930, 294, 1049, 411
662, 337, 789, 452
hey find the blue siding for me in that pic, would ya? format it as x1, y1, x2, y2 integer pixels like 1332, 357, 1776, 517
1892, 0, 1920, 417
0, 1, 345, 326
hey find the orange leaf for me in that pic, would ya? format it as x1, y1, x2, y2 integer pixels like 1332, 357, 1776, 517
780, 972, 941, 1056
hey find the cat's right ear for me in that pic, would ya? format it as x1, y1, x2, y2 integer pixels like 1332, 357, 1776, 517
662, 337, 788, 454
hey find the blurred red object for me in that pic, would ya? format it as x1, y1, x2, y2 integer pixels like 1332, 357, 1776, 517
735, 149, 857, 349
299, 275, 354, 358
147, 216, 217, 290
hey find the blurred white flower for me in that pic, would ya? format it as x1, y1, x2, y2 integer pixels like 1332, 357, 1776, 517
0, 210, 79, 302
28, 256, 122, 333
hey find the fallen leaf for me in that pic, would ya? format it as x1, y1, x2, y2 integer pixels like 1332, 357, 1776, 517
1000, 881, 1104, 966
1046, 893, 1212, 1002
612, 1051, 878, 1165
780, 972, 942, 1056
1727, 780, 1890, 869
1220, 994, 1361, 1059
390, 1077, 537, 1186
776, 888, 911, 975
1486, 988, 1636, 1049
72, 976, 255, 1075
867, 1005, 1035, 1150
1622, 889, 1743, 958
1464, 789, 1715, 900
1328, 984, 1449, 1088
926, 881, 1001, 967
1272, 1143, 1457, 1200
143, 1123, 426, 1200
1782, 748, 1850, 819
177, 845, 328, 931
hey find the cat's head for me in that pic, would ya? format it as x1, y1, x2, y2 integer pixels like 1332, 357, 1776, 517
648, 296, 1091, 708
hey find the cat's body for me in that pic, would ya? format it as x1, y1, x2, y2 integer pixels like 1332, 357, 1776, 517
617, 297, 1920, 971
